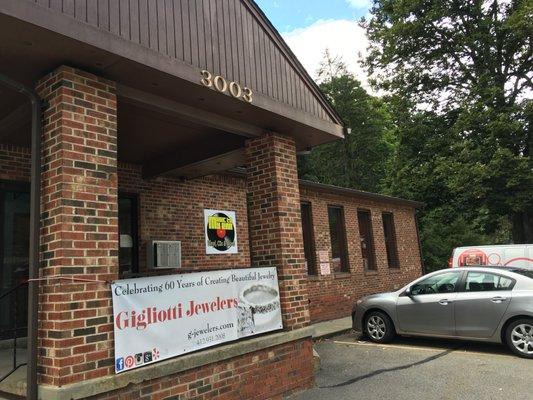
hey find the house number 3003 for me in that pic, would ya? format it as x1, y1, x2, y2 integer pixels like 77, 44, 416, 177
200, 70, 253, 103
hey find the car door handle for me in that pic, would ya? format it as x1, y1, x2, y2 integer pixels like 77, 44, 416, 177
491, 296, 508, 303
439, 299, 453, 305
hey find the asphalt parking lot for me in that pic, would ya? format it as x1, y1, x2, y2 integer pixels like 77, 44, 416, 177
292, 333, 533, 400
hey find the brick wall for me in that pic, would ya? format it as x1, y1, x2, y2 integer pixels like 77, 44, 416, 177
0, 145, 421, 330
118, 163, 250, 272
29, 67, 313, 399
0, 143, 423, 330
0, 144, 31, 182
245, 133, 310, 330
0, 67, 421, 396
36, 66, 119, 386
300, 186, 423, 323
88, 339, 313, 400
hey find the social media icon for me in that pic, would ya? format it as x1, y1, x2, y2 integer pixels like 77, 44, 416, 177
115, 357, 124, 372
143, 351, 153, 363
135, 353, 143, 365
125, 355, 135, 369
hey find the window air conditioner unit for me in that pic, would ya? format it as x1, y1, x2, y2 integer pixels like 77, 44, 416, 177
147, 240, 182, 269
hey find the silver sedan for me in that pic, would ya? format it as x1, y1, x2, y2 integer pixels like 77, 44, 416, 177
352, 266, 533, 358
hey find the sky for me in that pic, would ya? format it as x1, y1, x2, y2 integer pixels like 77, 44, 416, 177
255, 0, 372, 86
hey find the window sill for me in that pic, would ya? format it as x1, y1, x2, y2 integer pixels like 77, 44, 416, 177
308, 274, 336, 280
388, 268, 402, 274
333, 272, 352, 279
308, 272, 352, 280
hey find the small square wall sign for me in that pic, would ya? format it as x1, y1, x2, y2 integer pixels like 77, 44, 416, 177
204, 209, 238, 254
320, 263, 331, 275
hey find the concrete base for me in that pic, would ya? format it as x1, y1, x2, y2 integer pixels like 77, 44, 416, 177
312, 317, 352, 339
0, 316, 352, 399
0, 347, 26, 397
1, 328, 312, 400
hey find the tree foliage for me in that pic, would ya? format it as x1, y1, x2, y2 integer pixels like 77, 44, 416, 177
299, 52, 395, 192
365, 0, 532, 110
300, 2, 532, 272
363, 0, 533, 265
382, 95, 517, 271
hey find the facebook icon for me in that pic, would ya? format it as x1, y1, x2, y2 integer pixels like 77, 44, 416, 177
115, 357, 124, 372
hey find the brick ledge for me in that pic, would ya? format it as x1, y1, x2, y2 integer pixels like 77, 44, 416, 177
37, 327, 313, 400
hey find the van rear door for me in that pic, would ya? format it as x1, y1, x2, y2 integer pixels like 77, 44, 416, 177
452, 245, 533, 269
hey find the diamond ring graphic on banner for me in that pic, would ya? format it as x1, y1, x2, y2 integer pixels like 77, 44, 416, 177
238, 284, 280, 334
204, 209, 238, 254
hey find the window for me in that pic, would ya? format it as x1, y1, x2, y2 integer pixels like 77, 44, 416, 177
300, 202, 316, 275
382, 212, 399, 268
465, 272, 515, 292
118, 194, 139, 276
511, 269, 533, 280
0, 182, 30, 339
357, 210, 376, 270
411, 272, 461, 295
328, 206, 349, 273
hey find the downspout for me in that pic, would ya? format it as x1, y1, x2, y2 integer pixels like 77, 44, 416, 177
0, 73, 41, 400
414, 208, 425, 275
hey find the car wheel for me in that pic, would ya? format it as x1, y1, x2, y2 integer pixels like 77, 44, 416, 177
506, 319, 533, 359
364, 311, 395, 343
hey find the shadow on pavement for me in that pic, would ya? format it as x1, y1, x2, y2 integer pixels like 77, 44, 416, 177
318, 345, 462, 389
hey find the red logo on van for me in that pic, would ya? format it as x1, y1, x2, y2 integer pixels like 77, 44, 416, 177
458, 249, 488, 267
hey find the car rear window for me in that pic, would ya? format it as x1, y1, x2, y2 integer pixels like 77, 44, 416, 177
511, 270, 533, 280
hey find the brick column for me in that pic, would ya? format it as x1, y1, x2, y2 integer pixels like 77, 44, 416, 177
36, 66, 118, 386
245, 133, 310, 330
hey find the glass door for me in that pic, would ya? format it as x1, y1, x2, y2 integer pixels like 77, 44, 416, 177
0, 182, 30, 339
118, 194, 139, 277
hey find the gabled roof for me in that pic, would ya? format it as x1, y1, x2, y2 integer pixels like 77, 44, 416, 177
0, 0, 345, 144
245, 0, 343, 125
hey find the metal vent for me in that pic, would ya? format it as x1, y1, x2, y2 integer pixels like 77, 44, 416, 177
147, 240, 181, 269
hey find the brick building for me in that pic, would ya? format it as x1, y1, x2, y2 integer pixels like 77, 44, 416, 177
299, 181, 423, 323
0, 1, 422, 399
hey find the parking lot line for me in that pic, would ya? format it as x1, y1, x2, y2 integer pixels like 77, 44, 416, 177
330, 339, 514, 358
332, 340, 449, 352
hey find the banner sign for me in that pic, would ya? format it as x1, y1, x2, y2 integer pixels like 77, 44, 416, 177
204, 209, 238, 254
111, 267, 282, 373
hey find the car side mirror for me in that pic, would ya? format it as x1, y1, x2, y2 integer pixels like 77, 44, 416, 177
404, 287, 412, 297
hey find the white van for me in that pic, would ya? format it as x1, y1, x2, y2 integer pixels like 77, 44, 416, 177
449, 244, 533, 269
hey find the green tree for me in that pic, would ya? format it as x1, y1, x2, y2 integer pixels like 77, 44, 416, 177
382, 96, 513, 271
364, 0, 533, 243
299, 52, 395, 192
